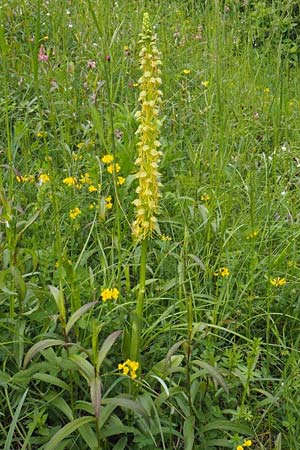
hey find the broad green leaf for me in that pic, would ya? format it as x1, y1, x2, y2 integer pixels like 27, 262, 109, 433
101, 397, 149, 426
14, 319, 25, 368
97, 330, 121, 372
100, 415, 136, 438
44, 416, 94, 450
4, 388, 28, 450
48, 395, 74, 422
49, 285, 66, 322
10, 266, 26, 302
90, 375, 101, 419
33, 373, 71, 391
69, 354, 94, 382
23, 339, 65, 368
98, 404, 118, 429
201, 419, 252, 435
75, 401, 94, 415
183, 416, 195, 450
192, 360, 229, 395
65, 301, 97, 336
165, 340, 184, 363
79, 423, 98, 450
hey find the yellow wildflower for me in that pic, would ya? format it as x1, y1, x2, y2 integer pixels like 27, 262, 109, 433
161, 234, 172, 241
201, 80, 209, 88
243, 440, 252, 447
16, 175, 35, 183
36, 131, 47, 138
182, 69, 191, 75
79, 173, 91, 184
69, 207, 81, 219
63, 176, 77, 186
101, 154, 114, 164
118, 363, 129, 375
201, 193, 210, 201
270, 277, 286, 287
117, 176, 125, 186
214, 267, 230, 277
77, 142, 85, 149
89, 202, 96, 210
118, 359, 139, 379
38, 174, 50, 184
88, 185, 97, 192
105, 196, 113, 209
72, 152, 82, 161
132, 13, 163, 240
246, 230, 258, 239
237, 446, 243, 450
107, 163, 120, 174
101, 287, 119, 302
264, 87, 270, 93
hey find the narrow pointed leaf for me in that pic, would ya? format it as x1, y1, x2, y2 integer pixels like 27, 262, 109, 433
23, 339, 65, 368
192, 360, 229, 395
49, 285, 66, 322
183, 416, 195, 450
97, 330, 121, 372
44, 416, 94, 450
69, 354, 94, 382
79, 423, 98, 450
90, 375, 101, 419
33, 373, 71, 391
4, 389, 28, 450
101, 397, 149, 426
65, 301, 97, 335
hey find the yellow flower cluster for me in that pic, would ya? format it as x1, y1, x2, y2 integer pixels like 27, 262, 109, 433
201, 193, 210, 202
107, 163, 120, 174
132, 12, 163, 240
16, 175, 35, 183
117, 176, 125, 186
214, 267, 230, 277
16, 174, 50, 184
102, 155, 125, 183
161, 234, 172, 241
38, 174, 50, 184
101, 154, 114, 164
105, 196, 113, 209
246, 230, 258, 239
101, 287, 119, 302
118, 359, 139, 379
270, 277, 286, 287
63, 176, 77, 186
69, 207, 81, 219
63, 173, 100, 192
36, 131, 47, 138
237, 439, 252, 450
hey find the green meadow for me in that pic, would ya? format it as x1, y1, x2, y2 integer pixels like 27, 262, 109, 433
1, 0, 300, 448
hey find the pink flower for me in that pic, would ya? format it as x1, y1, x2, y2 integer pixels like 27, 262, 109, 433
38, 45, 48, 62
87, 60, 96, 69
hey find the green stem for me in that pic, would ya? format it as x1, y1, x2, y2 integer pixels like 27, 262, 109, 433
131, 238, 148, 363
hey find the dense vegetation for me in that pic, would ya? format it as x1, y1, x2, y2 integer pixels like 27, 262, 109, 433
1, 1, 300, 449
